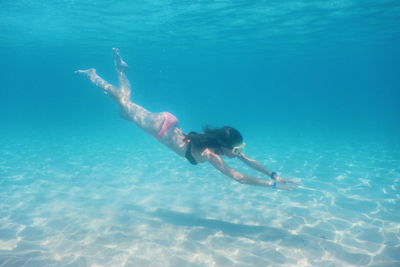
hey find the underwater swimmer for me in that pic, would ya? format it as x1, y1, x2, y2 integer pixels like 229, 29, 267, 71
76, 48, 298, 190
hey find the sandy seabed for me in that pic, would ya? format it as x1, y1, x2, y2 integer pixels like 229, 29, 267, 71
0, 133, 399, 267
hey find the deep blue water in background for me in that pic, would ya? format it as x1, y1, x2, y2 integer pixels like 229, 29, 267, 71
1, 0, 399, 137
0, 1, 399, 266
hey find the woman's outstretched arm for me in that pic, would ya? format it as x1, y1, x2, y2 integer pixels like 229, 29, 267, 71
203, 149, 297, 190
237, 153, 298, 184
237, 153, 275, 177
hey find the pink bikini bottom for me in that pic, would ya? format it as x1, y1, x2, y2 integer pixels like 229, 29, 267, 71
157, 112, 179, 139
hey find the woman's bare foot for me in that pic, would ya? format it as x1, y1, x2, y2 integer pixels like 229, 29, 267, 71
75, 68, 120, 100
113, 48, 129, 71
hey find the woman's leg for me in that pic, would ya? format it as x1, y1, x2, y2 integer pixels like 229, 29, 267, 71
75, 49, 165, 136
113, 48, 131, 99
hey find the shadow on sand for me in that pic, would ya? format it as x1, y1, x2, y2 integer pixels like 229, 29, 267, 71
124, 204, 309, 246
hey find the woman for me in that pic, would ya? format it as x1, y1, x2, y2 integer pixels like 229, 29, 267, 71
76, 49, 298, 190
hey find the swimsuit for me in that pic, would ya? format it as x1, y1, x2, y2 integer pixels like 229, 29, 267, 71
157, 112, 179, 139
185, 141, 197, 165
158, 115, 197, 165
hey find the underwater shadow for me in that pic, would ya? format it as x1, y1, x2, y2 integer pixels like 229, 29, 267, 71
122, 203, 309, 245
123, 204, 373, 264
151, 208, 308, 245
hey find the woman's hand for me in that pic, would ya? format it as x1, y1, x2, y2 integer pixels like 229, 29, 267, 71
275, 181, 299, 190
276, 176, 299, 184
273, 176, 300, 190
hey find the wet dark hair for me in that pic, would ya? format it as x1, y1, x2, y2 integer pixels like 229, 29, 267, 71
185, 126, 243, 155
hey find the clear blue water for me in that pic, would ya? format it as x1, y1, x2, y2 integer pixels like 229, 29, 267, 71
1, 1, 400, 266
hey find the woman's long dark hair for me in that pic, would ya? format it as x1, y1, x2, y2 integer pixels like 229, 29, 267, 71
185, 126, 243, 154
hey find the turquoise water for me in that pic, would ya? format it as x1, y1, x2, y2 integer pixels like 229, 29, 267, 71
1, 1, 400, 266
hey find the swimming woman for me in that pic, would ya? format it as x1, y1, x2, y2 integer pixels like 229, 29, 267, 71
76, 49, 298, 190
